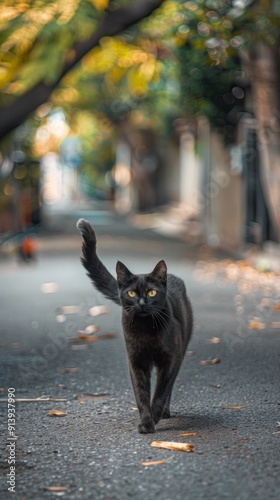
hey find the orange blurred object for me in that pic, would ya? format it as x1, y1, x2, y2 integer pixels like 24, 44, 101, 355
19, 236, 37, 262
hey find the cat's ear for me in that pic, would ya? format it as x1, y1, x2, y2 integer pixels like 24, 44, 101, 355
151, 260, 167, 283
116, 261, 134, 286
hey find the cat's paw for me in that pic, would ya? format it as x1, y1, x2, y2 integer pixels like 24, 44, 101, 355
162, 408, 171, 419
138, 420, 155, 434
152, 405, 163, 424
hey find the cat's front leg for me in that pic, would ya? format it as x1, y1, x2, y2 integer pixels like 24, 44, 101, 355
129, 364, 155, 434
152, 366, 179, 424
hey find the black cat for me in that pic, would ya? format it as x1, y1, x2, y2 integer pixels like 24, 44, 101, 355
77, 219, 193, 433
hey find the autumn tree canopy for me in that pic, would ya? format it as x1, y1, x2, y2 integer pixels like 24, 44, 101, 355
0, 0, 166, 139
1, 0, 279, 140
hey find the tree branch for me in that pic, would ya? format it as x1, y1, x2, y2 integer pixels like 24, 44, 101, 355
0, 0, 165, 140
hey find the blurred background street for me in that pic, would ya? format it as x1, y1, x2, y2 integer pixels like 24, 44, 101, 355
1, 1, 280, 499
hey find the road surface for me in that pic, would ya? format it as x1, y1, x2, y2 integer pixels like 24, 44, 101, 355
0, 223, 279, 499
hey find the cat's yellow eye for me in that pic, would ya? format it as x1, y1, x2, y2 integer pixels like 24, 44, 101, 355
148, 290, 157, 297
127, 290, 137, 298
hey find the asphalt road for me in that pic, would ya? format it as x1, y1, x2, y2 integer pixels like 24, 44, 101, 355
0, 223, 279, 500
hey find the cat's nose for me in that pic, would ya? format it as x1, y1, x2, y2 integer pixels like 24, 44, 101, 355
139, 298, 145, 308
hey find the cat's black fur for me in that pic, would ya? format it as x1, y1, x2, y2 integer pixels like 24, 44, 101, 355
77, 219, 193, 433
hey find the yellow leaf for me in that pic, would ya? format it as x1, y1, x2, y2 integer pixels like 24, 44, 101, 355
151, 441, 195, 453
128, 67, 148, 96
91, 0, 109, 10
178, 432, 197, 437
140, 456, 174, 466
48, 410, 68, 417
106, 66, 126, 84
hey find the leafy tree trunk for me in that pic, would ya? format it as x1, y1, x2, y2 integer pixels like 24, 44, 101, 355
250, 43, 280, 240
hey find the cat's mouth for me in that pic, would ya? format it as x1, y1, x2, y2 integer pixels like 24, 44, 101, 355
135, 308, 151, 317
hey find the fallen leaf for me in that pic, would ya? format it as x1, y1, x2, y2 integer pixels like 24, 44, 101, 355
48, 409, 68, 417
206, 337, 220, 344
77, 332, 99, 342
248, 319, 265, 330
151, 441, 195, 453
56, 315, 66, 323
200, 357, 221, 365
178, 432, 197, 437
98, 333, 118, 340
140, 456, 174, 466
269, 322, 280, 329
260, 298, 273, 309
273, 431, 280, 434
85, 325, 99, 334
56, 306, 80, 315
57, 368, 79, 373
43, 486, 69, 492
274, 302, 280, 311
222, 405, 249, 410
88, 305, 109, 317
40, 282, 59, 294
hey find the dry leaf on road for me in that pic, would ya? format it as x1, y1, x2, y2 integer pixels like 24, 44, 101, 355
85, 325, 99, 334
56, 306, 80, 315
88, 305, 109, 317
99, 333, 118, 340
78, 393, 111, 403
140, 456, 174, 466
43, 486, 69, 492
40, 282, 59, 294
178, 432, 197, 437
248, 319, 265, 330
222, 405, 249, 410
200, 357, 221, 365
48, 410, 68, 417
77, 332, 99, 342
269, 322, 280, 329
151, 441, 195, 453
206, 337, 220, 344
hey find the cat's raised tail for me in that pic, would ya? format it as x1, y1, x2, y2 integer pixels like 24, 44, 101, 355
76, 219, 121, 305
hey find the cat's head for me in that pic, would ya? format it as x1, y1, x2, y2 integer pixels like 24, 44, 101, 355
116, 260, 167, 317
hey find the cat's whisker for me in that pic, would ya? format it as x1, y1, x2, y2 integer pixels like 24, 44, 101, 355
151, 309, 169, 331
